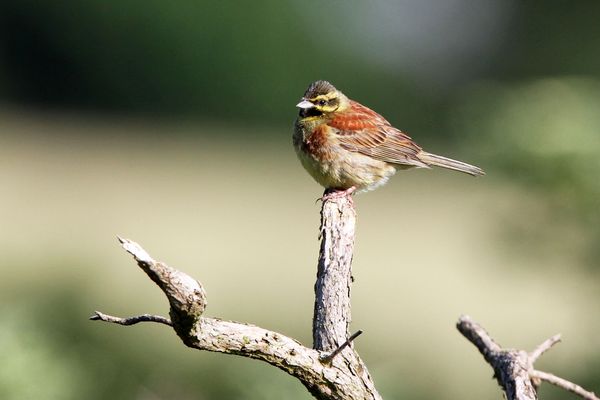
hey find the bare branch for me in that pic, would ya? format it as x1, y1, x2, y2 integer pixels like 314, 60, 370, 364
93, 198, 382, 400
90, 311, 172, 326
531, 370, 599, 400
313, 194, 356, 351
458, 315, 598, 400
313, 195, 381, 399
456, 314, 502, 355
116, 236, 207, 325
529, 334, 561, 363
457, 315, 537, 400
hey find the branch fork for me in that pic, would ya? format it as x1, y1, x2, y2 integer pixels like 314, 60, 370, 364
457, 315, 598, 400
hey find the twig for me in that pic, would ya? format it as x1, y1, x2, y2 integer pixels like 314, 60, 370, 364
320, 330, 363, 363
529, 334, 561, 363
528, 334, 599, 400
531, 370, 599, 400
90, 311, 172, 326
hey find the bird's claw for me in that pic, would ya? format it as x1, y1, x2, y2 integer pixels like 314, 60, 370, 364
318, 187, 356, 204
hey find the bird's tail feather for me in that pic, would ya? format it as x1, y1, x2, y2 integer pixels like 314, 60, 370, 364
418, 152, 485, 177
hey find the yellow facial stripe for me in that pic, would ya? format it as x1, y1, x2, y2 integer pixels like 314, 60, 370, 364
298, 115, 322, 122
309, 93, 338, 102
305, 92, 339, 113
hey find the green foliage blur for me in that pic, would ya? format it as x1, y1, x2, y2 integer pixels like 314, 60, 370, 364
1, 1, 599, 399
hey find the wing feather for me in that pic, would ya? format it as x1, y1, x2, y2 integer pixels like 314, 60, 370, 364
330, 101, 427, 168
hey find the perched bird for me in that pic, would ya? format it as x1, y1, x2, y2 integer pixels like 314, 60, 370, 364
293, 80, 484, 198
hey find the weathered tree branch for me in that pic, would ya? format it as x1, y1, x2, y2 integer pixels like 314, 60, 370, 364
92, 194, 599, 400
92, 197, 381, 400
457, 315, 599, 400
457, 315, 537, 400
313, 195, 380, 398
313, 195, 356, 351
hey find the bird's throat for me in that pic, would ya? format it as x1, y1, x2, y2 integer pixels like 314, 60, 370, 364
299, 107, 324, 119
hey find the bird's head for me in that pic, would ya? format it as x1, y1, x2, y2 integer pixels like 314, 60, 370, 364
296, 80, 350, 121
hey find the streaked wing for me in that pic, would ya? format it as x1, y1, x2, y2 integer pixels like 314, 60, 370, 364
329, 101, 427, 167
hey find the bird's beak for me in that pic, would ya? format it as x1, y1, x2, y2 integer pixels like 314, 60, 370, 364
296, 99, 314, 109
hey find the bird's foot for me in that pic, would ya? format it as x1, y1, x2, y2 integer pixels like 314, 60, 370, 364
319, 187, 356, 205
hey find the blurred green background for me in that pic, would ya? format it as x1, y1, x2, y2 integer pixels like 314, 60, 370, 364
1, 1, 599, 399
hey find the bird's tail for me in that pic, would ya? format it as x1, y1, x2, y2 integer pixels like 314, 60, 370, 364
418, 152, 485, 177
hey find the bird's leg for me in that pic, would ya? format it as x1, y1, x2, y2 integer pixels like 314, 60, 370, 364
320, 187, 356, 204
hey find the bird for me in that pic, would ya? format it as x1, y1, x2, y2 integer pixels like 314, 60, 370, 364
293, 80, 484, 199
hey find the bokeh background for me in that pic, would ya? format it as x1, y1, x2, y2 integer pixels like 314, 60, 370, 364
1, 1, 599, 399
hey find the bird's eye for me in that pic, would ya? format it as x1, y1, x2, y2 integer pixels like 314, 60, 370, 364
318, 100, 327, 106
